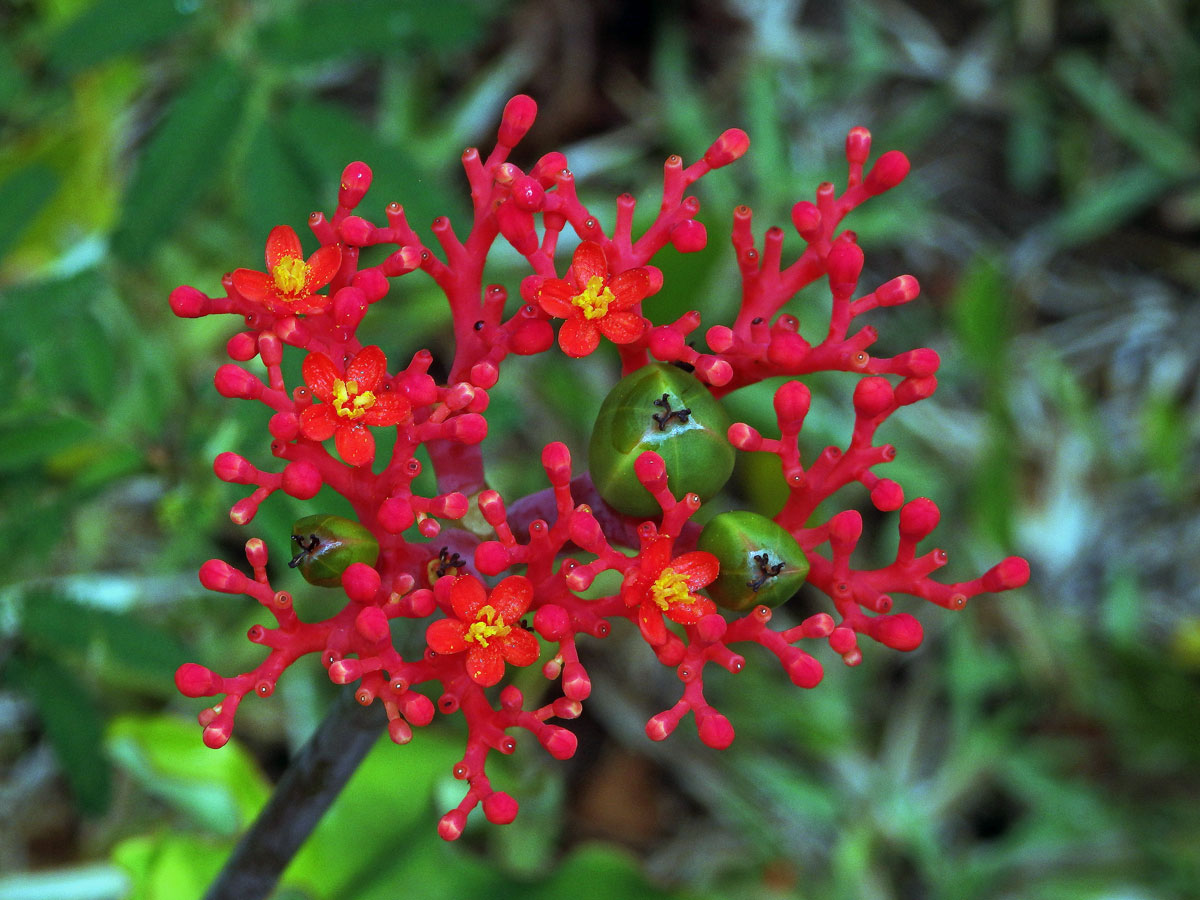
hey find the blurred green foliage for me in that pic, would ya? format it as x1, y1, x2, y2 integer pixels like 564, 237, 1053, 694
2, 1, 1199, 899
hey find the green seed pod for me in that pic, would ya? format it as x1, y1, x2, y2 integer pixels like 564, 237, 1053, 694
289, 514, 380, 587
589, 363, 734, 517
697, 511, 808, 611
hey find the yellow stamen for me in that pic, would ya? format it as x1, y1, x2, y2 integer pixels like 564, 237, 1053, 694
650, 568, 693, 611
332, 379, 376, 419
571, 275, 615, 320
465, 604, 510, 648
272, 256, 310, 298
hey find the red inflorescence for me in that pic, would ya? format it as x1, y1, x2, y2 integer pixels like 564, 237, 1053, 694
171, 95, 1030, 838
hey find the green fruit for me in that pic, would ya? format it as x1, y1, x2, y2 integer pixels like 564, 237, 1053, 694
289, 514, 379, 587
697, 511, 808, 611
589, 363, 734, 517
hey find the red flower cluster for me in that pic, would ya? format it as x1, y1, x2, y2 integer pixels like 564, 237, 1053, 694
170, 94, 1030, 842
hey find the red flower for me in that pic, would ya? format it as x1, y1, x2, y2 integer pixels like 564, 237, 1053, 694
426, 575, 540, 686
232, 225, 341, 315
299, 345, 410, 467
622, 539, 720, 646
537, 241, 650, 357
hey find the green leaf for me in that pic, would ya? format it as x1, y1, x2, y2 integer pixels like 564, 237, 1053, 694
239, 121, 320, 241
45, 0, 198, 74
0, 416, 98, 475
0, 165, 59, 261
7, 650, 112, 815
112, 59, 248, 261
106, 715, 271, 833
111, 833, 229, 900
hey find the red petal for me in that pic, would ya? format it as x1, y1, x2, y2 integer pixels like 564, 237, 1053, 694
537, 279, 576, 318
596, 310, 644, 344
666, 595, 715, 625
347, 345, 387, 391
362, 392, 410, 426
300, 404, 337, 441
335, 422, 374, 466
466, 644, 505, 686
301, 351, 339, 401
500, 627, 540, 667
450, 575, 488, 621
671, 551, 720, 590
607, 268, 650, 308
637, 603, 668, 646
426, 618, 469, 654
558, 316, 600, 358
570, 241, 607, 285
265, 225, 303, 268
282, 293, 331, 315
489, 575, 532, 622
231, 268, 272, 301
305, 244, 341, 292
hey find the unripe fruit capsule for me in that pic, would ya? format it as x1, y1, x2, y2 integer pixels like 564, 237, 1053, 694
289, 514, 380, 587
589, 363, 734, 517
697, 511, 809, 611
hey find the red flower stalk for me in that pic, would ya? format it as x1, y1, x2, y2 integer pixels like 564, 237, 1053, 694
299, 345, 409, 466
426, 575, 540, 686
232, 225, 341, 315
621, 537, 720, 646
537, 241, 651, 357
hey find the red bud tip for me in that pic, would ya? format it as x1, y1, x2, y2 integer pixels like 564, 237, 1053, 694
469, 361, 499, 389
783, 649, 824, 688
351, 267, 389, 302
554, 698, 583, 719
355, 606, 391, 643
378, 496, 415, 534
329, 658, 363, 684
894, 375, 938, 405
199, 559, 248, 594
169, 285, 208, 318
281, 460, 322, 499
449, 413, 488, 444
870, 479, 904, 511
214, 364, 263, 400
696, 356, 733, 387
803, 613, 836, 637
569, 512, 605, 553
562, 662, 592, 700
342, 563, 382, 604
669, 219, 708, 253
438, 810, 467, 842
269, 411, 300, 441
202, 722, 231, 749
645, 710, 682, 742
338, 161, 373, 208
827, 240, 865, 295
498, 94, 538, 147
853, 377, 895, 419
899, 497, 940, 541
634, 451, 667, 487
863, 150, 910, 195
510, 175, 545, 212
214, 452, 255, 484
773, 380, 812, 428
877, 274, 920, 306
706, 325, 734, 353
175, 663, 223, 697
829, 626, 858, 655
388, 718, 413, 745
539, 726, 578, 759
226, 332, 257, 361
244, 538, 268, 568
500, 685, 523, 709
983, 556, 1031, 592
402, 692, 435, 726
418, 518, 440, 539
790, 201, 822, 238
869, 613, 924, 651
828, 510, 863, 546
899, 348, 940, 377
474, 541, 511, 576
845, 126, 872, 166
339, 215, 373, 246
649, 324, 685, 359
703, 128, 750, 168
483, 791, 519, 825
477, 490, 507, 525
727, 422, 762, 451
541, 441, 573, 484
531, 151, 568, 186
436, 492, 469, 519
697, 710, 735, 749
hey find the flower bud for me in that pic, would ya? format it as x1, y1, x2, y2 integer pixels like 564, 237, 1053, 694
498, 94, 538, 147
863, 150, 910, 195
703, 128, 750, 168
338, 162, 373, 208
169, 285, 208, 318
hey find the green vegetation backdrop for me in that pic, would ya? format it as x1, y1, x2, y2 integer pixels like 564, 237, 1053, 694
1, 1, 1198, 898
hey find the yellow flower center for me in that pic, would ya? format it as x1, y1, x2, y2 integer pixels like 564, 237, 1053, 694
465, 604, 510, 648
332, 379, 376, 420
571, 276, 615, 320
650, 568, 693, 611
272, 256, 310, 298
